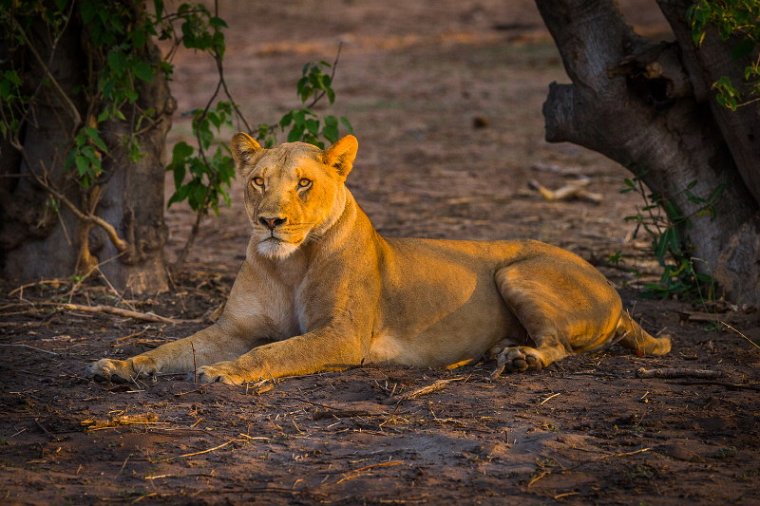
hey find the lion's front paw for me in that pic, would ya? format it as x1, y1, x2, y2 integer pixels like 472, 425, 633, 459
87, 356, 158, 382
491, 346, 544, 377
196, 362, 247, 385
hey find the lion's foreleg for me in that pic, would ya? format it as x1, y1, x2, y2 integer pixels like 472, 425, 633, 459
196, 330, 365, 385
88, 323, 263, 381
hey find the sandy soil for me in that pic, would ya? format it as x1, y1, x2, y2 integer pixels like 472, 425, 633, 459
2, 1, 759, 504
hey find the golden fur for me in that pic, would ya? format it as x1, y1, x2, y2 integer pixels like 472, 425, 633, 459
89, 134, 671, 384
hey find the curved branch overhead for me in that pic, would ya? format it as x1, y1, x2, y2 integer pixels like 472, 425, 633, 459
535, 0, 760, 304
658, 0, 760, 208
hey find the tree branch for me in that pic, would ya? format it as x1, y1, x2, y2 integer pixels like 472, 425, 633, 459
9, 14, 82, 133
306, 42, 343, 109
27, 165, 129, 253
658, 0, 760, 207
534, 0, 760, 303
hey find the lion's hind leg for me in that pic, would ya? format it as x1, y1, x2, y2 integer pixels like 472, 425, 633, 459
616, 311, 671, 356
492, 259, 621, 374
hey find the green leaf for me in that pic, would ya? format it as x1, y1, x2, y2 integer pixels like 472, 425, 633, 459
167, 184, 190, 207
172, 141, 194, 163
288, 123, 305, 142
198, 127, 213, 150
305, 118, 320, 136
153, 0, 164, 20
322, 115, 339, 143
297, 77, 309, 102
173, 163, 186, 188
84, 127, 109, 152
279, 111, 293, 128
210, 16, 228, 29
208, 111, 222, 129
133, 60, 155, 82
732, 38, 755, 60
339, 116, 354, 133
107, 49, 127, 74
132, 27, 147, 49
74, 154, 89, 176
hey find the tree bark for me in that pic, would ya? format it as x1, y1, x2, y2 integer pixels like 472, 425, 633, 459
657, 0, 760, 206
536, 0, 760, 305
0, 4, 172, 294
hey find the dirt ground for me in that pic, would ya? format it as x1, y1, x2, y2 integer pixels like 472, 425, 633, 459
2, 1, 759, 504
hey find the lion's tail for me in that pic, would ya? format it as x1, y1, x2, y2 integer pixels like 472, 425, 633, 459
615, 312, 671, 356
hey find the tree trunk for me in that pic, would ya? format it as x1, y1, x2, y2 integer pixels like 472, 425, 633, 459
0, 4, 172, 295
535, 0, 760, 305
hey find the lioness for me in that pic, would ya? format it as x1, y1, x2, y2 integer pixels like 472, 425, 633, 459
89, 134, 670, 384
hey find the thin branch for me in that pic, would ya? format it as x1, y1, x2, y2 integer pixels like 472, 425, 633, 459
0, 344, 59, 356
12, 0, 77, 143
178, 438, 237, 458
174, 207, 204, 267
720, 321, 760, 351
306, 42, 343, 109
54, 302, 197, 324
9, 14, 82, 132
27, 164, 129, 253
212, 0, 252, 133
383, 377, 464, 404
170, 0, 254, 267
636, 367, 723, 379
217, 57, 251, 132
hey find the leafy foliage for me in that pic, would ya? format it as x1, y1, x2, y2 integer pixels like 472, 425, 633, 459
255, 58, 354, 149
1, 0, 354, 265
166, 52, 353, 218
621, 176, 722, 301
167, 102, 235, 215
688, 0, 760, 110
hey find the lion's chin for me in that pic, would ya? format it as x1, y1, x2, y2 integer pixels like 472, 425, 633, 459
256, 238, 301, 259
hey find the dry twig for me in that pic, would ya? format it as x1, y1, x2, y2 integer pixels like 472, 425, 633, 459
8, 279, 67, 297
669, 380, 760, 391
719, 321, 760, 351
28, 169, 128, 253
81, 413, 160, 431
384, 377, 464, 404
178, 438, 237, 458
55, 302, 196, 324
336, 461, 403, 484
539, 392, 562, 405
636, 367, 722, 379
529, 178, 603, 204
0, 343, 59, 356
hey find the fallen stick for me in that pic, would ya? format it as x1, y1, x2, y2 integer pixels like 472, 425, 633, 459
669, 380, 760, 391
8, 278, 66, 296
336, 460, 404, 484
530, 162, 586, 176
539, 392, 562, 405
636, 367, 722, 379
719, 321, 760, 351
528, 178, 603, 204
178, 438, 236, 458
384, 377, 464, 404
0, 343, 59, 356
82, 413, 161, 431
56, 303, 196, 324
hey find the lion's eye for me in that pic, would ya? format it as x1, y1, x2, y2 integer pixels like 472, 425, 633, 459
298, 178, 312, 188
252, 177, 264, 188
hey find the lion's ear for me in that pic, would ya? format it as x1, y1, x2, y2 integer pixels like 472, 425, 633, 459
230, 132, 263, 173
324, 135, 358, 179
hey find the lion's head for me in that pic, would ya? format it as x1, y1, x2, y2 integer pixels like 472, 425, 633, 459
230, 133, 359, 259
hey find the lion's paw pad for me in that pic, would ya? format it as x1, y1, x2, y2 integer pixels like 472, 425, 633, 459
87, 357, 157, 382
492, 346, 544, 376
196, 364, 245, 385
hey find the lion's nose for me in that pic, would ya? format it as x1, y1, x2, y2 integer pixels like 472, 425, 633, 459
259, 216, 287, 230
